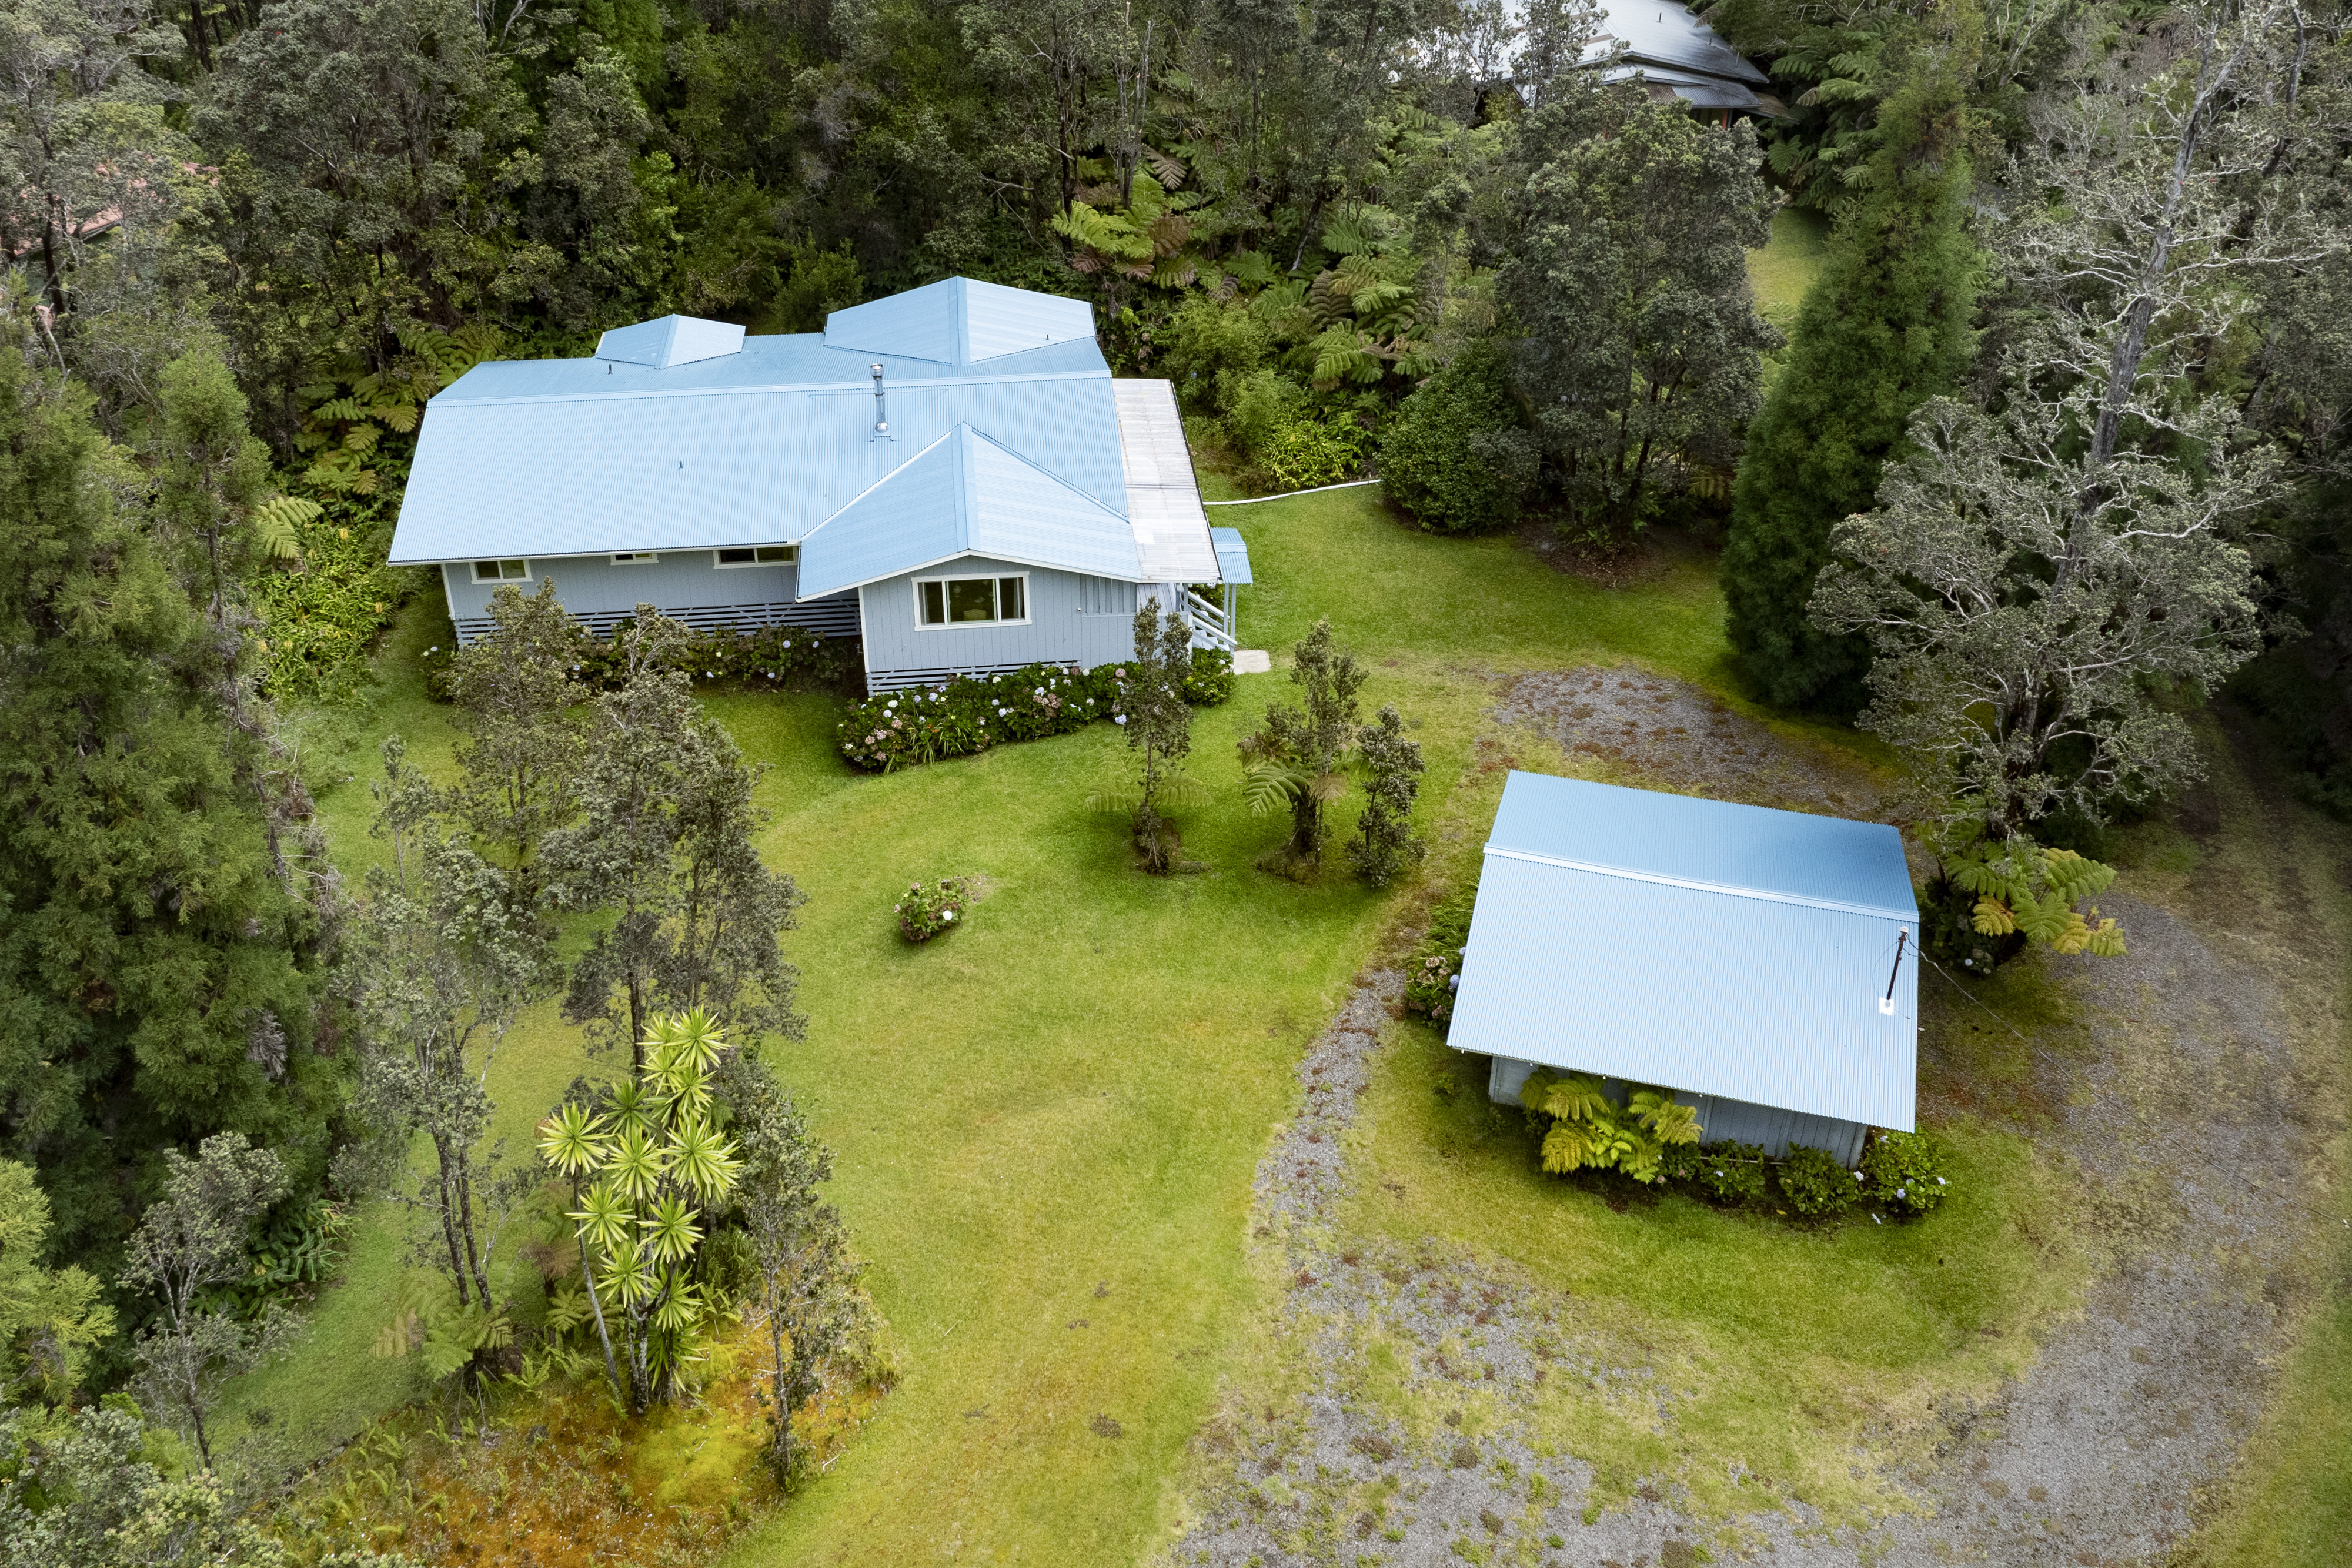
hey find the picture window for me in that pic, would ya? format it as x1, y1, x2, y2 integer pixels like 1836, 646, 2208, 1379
917, 574, 1029, 628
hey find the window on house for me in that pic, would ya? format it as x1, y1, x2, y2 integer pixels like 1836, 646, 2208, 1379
714, 545, 797, 567
917, 574, 1028, 627
612, 551, 658, 565
472, 560, 529, 582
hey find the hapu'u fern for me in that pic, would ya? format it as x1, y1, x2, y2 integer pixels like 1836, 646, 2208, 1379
1945, 835, 2126, 957
249, 494, 321, 561
1520, 1070, 1703, 1185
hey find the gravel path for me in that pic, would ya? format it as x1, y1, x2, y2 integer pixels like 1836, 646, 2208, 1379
1161, 671, 2341, 1568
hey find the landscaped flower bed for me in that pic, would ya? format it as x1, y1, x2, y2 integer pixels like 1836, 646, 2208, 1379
426, 621, 859, 700
838, 649, 1235, 773
895, 877, 973, 942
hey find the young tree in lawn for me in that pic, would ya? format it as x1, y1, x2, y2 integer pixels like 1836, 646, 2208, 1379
1720, 12, 1979, 714
447, 580, 584, 910
1347, 704, 1425, 887
343, 737, 551, 1356
547, 607, 804, 1072
1499, 83, 1776, 538
0, 1161, 112, 1406
1087, 597, 1206, 872
118, 1134, 295, 1471
717, 1049, 866, 1485
1240, 617, 1367, 867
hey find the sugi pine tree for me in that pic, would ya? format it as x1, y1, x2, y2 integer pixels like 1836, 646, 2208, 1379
1720, 14, 1980, 714
0, 345, 326, 1261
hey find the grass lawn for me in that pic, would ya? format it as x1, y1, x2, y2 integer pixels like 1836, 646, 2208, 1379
1747, 205, 1831, 333
245, 483, 2329, 1563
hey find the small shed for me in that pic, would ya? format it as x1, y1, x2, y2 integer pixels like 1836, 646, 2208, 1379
1449, 772, 1917, 1166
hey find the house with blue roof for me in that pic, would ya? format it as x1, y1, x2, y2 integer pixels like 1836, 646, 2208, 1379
388, 276, 1247, 693
1449, 772, 1919, 1166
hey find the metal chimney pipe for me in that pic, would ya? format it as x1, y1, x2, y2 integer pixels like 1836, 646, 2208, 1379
870, 363, 888, 434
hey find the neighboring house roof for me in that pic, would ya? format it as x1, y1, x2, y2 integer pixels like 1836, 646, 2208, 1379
797, 424, 1141, 599
823, 277, 1098, 366
389, 279, 1227, 589
1449, 773, 1919, 1133
1588, 0, 1782, 115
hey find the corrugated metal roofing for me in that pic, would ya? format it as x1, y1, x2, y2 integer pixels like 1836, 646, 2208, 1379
389, 305, 1127, 565
1588, 0, 1770, 86
1210, 527, 1254, 586
796, 424, 1141, 599
1113, 380, 1221, 583
823, 277, 1097, 366
1448, 772, 1918, 1133
594, 315, 745, 369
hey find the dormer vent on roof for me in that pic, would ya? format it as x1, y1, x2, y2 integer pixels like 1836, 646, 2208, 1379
823, 276, 1095, 366
594, 315, 747, 369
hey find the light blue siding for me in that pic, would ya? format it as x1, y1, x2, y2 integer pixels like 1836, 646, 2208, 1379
441, 554, 857, 643
857, 554, 1134, 688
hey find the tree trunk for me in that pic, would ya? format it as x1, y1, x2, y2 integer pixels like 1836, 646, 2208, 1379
578, 1231, 623, 1402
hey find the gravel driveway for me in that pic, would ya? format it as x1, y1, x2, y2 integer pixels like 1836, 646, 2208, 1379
1162, 672, 2343, 1568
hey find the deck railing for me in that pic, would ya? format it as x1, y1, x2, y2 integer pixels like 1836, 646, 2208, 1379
1183, 589, 1237, 652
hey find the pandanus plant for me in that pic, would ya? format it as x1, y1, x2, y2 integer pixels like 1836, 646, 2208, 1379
538, 1009, 742, 1412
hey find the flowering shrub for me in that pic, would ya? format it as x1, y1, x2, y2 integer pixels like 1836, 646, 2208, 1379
895, 877, 971, 942
1402, 887, 1476, 1027
838, 648, 1234, 773
1775, 1144, 1857, 1216
1687, 1140, 1769, 1206
1860, 1129, 1949, 1216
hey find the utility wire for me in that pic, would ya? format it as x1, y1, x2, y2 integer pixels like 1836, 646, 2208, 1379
1919, 952, 2032, 1042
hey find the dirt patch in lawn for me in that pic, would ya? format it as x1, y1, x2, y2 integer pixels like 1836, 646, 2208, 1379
1163, 684, 2348, 1568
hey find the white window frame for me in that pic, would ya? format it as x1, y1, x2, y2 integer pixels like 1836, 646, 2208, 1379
713, 544, 798, 568
611, 551, 659, 565
471, 559, 530, 583
914, 571, 1031, 630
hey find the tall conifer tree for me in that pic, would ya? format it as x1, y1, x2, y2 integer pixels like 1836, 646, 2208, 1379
1720, 9, 1980, 713
0, 345, 326, 1256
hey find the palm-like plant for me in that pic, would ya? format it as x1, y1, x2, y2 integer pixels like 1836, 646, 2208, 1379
542, 1010, 745, 1412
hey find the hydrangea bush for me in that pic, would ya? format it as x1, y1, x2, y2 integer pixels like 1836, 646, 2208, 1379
427, 621, 857, 701
895, 877, 972, 942
1402, 887, 1475, 1027
1860, 1129, 1950, 1216
838, 648, 1234, 773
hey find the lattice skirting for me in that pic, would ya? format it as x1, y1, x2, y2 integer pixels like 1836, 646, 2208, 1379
454, 593, 862, 646
863, 660, 1077, 695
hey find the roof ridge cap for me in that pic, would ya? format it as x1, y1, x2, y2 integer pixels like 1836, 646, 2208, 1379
1479, 844, 1916, 922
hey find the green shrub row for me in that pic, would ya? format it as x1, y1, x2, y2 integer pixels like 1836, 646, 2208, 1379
1652, 1128, 1949, 1219
837, 648, 1235, 773
425, 621, 860, 701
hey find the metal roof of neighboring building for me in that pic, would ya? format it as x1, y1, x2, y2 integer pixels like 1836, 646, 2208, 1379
1448, 773, 1919, 1133
389, 290, 1130, 566
594, 315, 746, 369
1113, 380, 1220, 583
796, 424, 1142, 599
823, 277, 1098, 366
1587, 0, 1779, 115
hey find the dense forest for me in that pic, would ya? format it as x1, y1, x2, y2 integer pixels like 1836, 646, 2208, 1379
3, 0, 2351, 1556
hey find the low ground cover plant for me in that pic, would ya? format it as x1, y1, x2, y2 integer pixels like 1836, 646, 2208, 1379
895, 878, 972, 942
838, 649, 1233, 773
1402, 888, 1475, 1026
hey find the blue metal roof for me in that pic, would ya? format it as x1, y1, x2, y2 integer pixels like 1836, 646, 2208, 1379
389, 290, 1124, 566
1448, 773, 1918, 1133
594, 315, 745, 369
1210, 526, 1254, 586
796, 424, 1140, 599
823, 278, 1097, 366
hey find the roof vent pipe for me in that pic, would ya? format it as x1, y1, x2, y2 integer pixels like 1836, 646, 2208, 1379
870, 363, 888, 434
